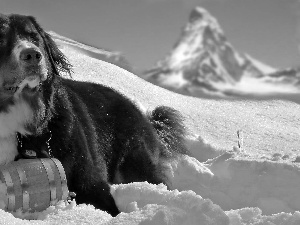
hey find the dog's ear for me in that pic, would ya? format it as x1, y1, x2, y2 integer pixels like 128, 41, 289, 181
28, 16, 72, 76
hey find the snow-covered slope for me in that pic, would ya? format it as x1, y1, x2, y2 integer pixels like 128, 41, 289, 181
144, 7, 300, 98
1, 43, 300, 224
49, 31, 133, 72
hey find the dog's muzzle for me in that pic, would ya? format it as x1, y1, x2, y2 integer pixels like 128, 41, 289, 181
6, 42, 48, 95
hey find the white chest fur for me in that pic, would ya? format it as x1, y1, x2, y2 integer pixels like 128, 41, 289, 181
0, 136, 18, 165
0, 99, 33, 165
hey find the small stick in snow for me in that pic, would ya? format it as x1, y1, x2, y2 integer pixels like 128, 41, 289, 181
237, 130, 244, 152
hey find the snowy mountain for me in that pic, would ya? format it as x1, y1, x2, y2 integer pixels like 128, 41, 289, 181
144, 7, 300, 97
265, 67, 300, 86
49, 31, 133, 73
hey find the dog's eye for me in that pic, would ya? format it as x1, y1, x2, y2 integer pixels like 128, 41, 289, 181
24, 32, 38, 42
28, 32, 38, 40
30, 33, 37, 38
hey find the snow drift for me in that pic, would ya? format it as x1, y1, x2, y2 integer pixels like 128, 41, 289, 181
1, 44, 300, 225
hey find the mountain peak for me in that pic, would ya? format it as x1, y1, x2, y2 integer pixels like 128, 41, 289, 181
190, 7, 213, 23
188, 7, 223, 34
144, 7, 277, 97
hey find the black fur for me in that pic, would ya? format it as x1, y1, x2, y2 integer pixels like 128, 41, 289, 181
0, 14, 188, 216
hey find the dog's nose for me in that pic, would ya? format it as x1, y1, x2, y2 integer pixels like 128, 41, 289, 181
20, 48, 42, 64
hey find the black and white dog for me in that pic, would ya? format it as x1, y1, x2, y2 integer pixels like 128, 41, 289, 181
0, 14, 187, 215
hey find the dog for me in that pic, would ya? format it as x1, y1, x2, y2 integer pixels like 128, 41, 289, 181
0, 14, 188, 216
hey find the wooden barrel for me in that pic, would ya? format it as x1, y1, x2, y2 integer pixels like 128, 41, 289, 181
0, 158, 69, 212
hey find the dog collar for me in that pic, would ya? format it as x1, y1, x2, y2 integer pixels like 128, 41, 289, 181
15, 131, 53, 160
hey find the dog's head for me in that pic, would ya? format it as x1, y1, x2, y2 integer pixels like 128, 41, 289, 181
0, 14, 72, 103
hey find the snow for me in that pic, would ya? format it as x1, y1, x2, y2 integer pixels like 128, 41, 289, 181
1, 45, 300, 224
168, 32, 204, 70
246, 54, 277, 74
233, 51, 245, 67
111, 182, 228, 224
48, 31, 117, 57
215, 75, 300, 95
159, 71, 189, 88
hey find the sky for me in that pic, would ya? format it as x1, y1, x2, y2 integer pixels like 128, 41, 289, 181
1, 0, 300, 71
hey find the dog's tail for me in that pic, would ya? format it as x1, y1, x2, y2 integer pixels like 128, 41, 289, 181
148, 106, 188, 158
